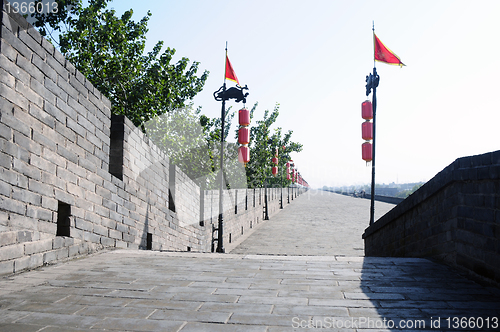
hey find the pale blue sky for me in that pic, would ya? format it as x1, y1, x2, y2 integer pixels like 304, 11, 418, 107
107, 0, 500, 188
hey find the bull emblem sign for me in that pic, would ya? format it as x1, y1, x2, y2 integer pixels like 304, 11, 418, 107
214, 85, 249, 104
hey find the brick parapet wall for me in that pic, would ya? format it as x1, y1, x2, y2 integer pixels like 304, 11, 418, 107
363, 150, 500, 287
0, 4, 307, 275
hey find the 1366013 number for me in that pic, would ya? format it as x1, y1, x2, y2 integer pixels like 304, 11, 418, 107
446, 317, 498, 329
5, 1, 59, 15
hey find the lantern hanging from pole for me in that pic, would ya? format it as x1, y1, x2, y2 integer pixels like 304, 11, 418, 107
362, 142, 372, 162
362, 121, 373, 141
272, 157, 278, 165
272, 166, 278, 177
238, 127, 250, 145
238, 146, 250, 165
362, 100, 373, 120
238, 108, 250, 126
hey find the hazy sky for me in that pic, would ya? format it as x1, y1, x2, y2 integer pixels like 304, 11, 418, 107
108, 0, 500, 188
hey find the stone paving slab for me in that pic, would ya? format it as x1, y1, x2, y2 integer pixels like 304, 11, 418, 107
230, 191, 396, 256
0, 250, 499, 331
1, 191, 499, 331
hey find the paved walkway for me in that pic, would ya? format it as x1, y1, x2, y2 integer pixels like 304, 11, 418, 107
230, 191, 396, 256
1, 191, 499, 331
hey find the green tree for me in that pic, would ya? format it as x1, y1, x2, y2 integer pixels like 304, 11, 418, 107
242, 103, 303, 188
30, 0, 208, 127
144, 106, 246, 190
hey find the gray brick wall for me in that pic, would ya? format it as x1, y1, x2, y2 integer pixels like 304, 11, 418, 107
0, 5, 308, 275
363, 150, 500, 287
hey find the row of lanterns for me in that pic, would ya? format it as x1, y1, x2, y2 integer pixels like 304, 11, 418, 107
237, 108, 250, 166
238, 111, 309, 187
361, 100, 373, 162
272, 148, 279, 176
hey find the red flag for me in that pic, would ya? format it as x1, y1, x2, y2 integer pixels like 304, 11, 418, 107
374, 33, 405, 67
225, 55, 240, 84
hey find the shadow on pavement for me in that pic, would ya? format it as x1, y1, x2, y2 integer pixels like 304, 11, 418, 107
360, 257, 500, 331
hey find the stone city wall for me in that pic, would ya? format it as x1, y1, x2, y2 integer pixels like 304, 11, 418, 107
363, 150, 500, 287
0, 4, 306, 275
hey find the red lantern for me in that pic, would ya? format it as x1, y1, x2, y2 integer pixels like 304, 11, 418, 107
287, 173, 290, 180
362, 121, 373, 141
239, 108, 250, 126
238, 146, 250, 165
238, 127, 250, 145
362, 142, 372, 162
272, 157, 278, 165
272, 166, 278, 177
362, 100, 373, 120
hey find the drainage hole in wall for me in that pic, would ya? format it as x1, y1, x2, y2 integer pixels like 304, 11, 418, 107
56, 201, 71, 237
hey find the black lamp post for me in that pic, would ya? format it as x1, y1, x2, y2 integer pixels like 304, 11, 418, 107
212, 63, 249, 253
365, 67, 379, 225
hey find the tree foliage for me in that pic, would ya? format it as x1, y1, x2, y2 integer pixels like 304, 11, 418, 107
238, 103, 303, 189
30, 0, 208, 127
144, 106, 246, 190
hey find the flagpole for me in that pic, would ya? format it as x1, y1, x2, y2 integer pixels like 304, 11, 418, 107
216, 42, 228, 253
369, 22, 378, 226
369, 67, 377, 225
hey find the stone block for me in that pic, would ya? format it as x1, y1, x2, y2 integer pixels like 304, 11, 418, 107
0, 260, 14, 275
37, 220, 57, 234
15, 80, 43, 107
1, 25, 32, 59
93, 224, 107, 237
29, 253, 43, 269
123, 233, 135, 243
0, 79, 29, 110
115, 240, 127, 249
29, 102, 56, 129
0, 29, 19, 60
13, 158, 41, 181
0, 195, 27, 215
18, 29, 45, 59
108, 229, 122, 240
45, 54, 67, 81
54, 188, 75, 205
44, 75, 68, 102
67, 182, 84, 198
0, 151, 12, 173
84, 210, 101, 225
78, 157, 97, 173
54, 121, 76, 143
43, 249, 57, 264
75, 218, 93, 232
15, 50, 44, 82
12, 187, 42, 206
0, 231, 17, 247
57, 74, 78, 100
43, 99, 66, 125
68, 75, 88, 97
84, 231, 100, 244
100, 236, 114, 247
17, 230, 32, 242
0, 67, 15, 88
14, 255, 31, 272
52, 237, 65, 249
28, 178, 53, 197
0, 243, 24, 261
25, 238, 53, 255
